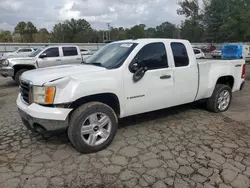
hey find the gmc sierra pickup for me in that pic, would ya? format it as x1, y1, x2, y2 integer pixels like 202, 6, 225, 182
16, 38, 245, 153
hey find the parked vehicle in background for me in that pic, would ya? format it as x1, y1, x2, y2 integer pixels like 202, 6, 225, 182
222, 44, 250, 62
80, 48, 94, 60
211, 48, 222, 58
193, 48, 205, 59
17, 38, 245, 153
243, 44, 250, 62
0, 45, 84, 84
1, 48, 35, 58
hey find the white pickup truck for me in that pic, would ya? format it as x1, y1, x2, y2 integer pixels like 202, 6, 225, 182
0, 45, 84, 84
17, 38, 246, 153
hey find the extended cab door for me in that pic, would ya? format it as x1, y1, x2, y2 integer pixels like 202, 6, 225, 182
37, 47, 62, 68
170, 42, 199, 105
61, 46, 82, 65
123, 42, 175, 117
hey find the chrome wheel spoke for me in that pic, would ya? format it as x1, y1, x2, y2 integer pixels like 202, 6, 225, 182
88, 133, 97, 145
81, 112, 112, 146
218, 90, 230, 111
89, 114, 98, 124
81, 125, 93, 135
98, 116, 109, 128
99, 129, 110, 139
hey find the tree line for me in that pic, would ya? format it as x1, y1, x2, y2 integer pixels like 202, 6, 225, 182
0, 0, 250, 43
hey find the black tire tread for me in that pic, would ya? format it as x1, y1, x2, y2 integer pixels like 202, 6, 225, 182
206, 84, 232, 113
68, 101, 118, 153
14, 69, 28, 85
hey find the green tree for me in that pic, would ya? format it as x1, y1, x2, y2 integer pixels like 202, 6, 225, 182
0, 30, 12, 42
204, 0, 250, 42
24, 21, 37, 42
34, 28, 50, 43
177, 0, 204, 42
14, 21, 26, 42
126, 25, 146, 39
51, 18, 93, 42
155, 22, 176, 38
145, 27, 156, 38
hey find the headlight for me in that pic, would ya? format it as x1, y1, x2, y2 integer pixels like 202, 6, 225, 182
2, 59, 9, 66
32, 86, 56, 104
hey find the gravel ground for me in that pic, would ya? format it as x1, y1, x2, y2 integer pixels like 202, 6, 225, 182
0, 71, 250, 188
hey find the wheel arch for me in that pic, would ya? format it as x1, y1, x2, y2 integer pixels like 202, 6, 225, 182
69, 93, 121, 118
13, 64, 36, 76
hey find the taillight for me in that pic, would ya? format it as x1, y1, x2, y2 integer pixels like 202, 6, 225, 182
242, 64, 246, 79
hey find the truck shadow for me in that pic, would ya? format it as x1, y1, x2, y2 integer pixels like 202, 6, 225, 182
119, 101, 206, 128
34, 101, 206, 144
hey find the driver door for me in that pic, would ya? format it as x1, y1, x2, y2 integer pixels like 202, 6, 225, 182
123, 42, 175, 117
37, 47, 62, 68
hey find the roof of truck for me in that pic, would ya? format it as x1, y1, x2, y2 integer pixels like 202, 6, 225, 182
113, 38, 189, 44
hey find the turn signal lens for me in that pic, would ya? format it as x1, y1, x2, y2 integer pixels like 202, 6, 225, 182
45, 87, 56, 104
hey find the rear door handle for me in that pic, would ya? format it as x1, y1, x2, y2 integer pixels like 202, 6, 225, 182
160, 75, 171, 79
76, 58, 81, 60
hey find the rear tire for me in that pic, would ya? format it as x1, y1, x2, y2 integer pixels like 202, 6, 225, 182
68, 102, 118, 153
206, 84, 232, 113
14, 69, 28, 85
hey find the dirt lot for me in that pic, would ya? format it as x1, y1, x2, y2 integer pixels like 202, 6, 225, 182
0, 68, 250, 188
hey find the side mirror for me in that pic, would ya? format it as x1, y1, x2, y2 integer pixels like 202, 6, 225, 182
39, 53, 47, 58
133, 67, 147, 82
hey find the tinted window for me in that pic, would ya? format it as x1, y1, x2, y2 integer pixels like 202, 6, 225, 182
63, 47, 78, 56
193, 49, 201, 54
171, 43, 189, 67
131, 42, 168, 71
18, 49, 32, 52
43, 47, 59, 57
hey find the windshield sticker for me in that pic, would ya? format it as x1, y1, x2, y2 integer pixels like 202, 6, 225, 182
120, 44, 133, 48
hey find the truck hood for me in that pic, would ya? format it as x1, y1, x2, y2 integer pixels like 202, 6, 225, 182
8, 56, 36, 65
21, 64, 106, 85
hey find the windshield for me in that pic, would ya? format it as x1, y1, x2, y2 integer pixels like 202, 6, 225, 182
29, 48, 44, 57
85, 42, 138, 69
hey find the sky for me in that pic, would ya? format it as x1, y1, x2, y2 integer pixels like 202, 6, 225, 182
0, 0, 185, 31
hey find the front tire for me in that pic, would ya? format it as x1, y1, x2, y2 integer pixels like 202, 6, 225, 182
206, 84, 232, 113
68, 102, 118, 153
14, 69, 28, 85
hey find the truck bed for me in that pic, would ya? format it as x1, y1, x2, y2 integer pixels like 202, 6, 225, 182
195, 59, 245, 100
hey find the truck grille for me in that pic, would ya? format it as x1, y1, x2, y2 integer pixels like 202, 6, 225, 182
20, 80, 31, 104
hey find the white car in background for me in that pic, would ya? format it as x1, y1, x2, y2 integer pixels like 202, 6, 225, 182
2, 48, 35, 58
211, 49, 222, 59
193, 48, 205, 59
80, 48, 94, 60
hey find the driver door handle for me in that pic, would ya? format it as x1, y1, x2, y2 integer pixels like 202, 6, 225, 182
160, 75, 171, 79
56, 59, 61, 61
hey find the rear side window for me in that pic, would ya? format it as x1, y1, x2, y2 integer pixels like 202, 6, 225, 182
171, 43, 189, 67
18, 49, 32, 52
131, 42, 168, 71
63, 47, 78, 56
193, 49, 201, 54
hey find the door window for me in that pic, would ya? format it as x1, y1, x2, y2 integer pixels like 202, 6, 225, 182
43, 47, 59, 57
63, 47, 78, 56
193, 49, 201, 54
130, 42, 168, 72
18, 49, 32, 53
171, 42, 189, 67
